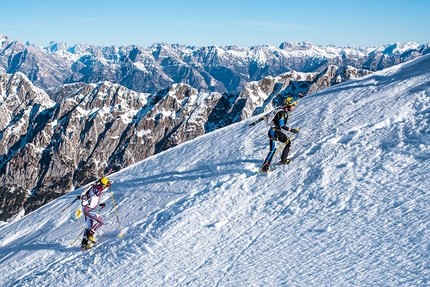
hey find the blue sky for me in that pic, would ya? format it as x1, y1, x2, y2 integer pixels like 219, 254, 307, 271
1, 0, 429, 48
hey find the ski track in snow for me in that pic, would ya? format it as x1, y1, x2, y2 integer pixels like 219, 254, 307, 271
1, 55, 430, 286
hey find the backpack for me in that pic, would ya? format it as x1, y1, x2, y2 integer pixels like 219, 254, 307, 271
80, 184, 103, 206
265, 108, 282, 127
81, 191, 90, 206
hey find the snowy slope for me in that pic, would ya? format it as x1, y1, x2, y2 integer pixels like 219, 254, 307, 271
0, 54, 429, 287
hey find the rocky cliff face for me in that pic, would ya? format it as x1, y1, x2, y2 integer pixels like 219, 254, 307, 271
0, 63, 371, 221
0, 72, 57, 219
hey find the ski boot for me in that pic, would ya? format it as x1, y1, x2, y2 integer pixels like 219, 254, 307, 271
260, 162, 270, 173
85, 229, 97, 244
80, 238, 92, 251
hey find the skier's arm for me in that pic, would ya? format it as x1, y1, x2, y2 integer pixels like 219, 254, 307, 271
280, 116, 300, 133
279, 114, 291, 131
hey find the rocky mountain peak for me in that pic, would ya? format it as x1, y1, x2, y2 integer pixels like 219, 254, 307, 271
2, 35, 428, 96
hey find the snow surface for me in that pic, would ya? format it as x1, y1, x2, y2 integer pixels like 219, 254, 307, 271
1, 54, 430, 287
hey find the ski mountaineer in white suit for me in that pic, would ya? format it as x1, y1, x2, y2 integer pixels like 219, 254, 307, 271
78, 177, 111, 250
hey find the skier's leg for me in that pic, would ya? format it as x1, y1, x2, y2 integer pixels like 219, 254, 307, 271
276, 132, 291, 163
264, 129, 277, 165
85, 209, 104, 233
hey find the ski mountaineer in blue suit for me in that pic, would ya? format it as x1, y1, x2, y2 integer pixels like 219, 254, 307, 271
260, 99, 300, 173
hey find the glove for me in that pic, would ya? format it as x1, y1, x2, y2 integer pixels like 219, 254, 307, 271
291, 128, 300, 134
99, 203, 106, 208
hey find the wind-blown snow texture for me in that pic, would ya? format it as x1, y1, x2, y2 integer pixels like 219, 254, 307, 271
0, 54, 429, 287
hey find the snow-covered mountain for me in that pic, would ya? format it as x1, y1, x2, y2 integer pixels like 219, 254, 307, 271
0, 53, 429, 286
1, 34, 429, 94
0, 60, 371, 222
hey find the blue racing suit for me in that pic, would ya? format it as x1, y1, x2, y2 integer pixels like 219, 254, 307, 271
263, 109, 294, 166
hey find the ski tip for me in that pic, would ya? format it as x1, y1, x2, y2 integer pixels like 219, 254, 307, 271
256, 169, 272, 174
119, 233, 124, 237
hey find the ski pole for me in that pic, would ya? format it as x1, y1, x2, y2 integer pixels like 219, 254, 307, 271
70, 228, 85, 246
61, 197, 79, 212
271, 133, 296, 159
110, 188, 123, 237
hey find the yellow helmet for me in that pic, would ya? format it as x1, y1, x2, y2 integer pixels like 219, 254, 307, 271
284, 97, 298, 107
284, 97, 293, 104
284, 100, 298, 108
100, 177, 109, 186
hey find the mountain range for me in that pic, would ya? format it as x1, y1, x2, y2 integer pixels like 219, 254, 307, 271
1, 34, 429, 95
0, 34, 429, 221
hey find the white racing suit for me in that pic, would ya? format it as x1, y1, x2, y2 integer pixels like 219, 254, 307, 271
80, 184, 108, 241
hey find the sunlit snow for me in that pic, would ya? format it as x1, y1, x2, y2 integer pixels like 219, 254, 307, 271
0, 54, 429, 287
